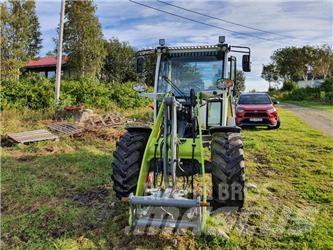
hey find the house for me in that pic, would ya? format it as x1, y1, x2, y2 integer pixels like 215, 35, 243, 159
23, 55, 70, 79
297, 79, 324, 88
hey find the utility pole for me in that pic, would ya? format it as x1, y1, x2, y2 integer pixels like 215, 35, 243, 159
55, 0, 65, 111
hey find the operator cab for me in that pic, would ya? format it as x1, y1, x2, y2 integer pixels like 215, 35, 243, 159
135, 37, 251, 130
157, 50, 224, 95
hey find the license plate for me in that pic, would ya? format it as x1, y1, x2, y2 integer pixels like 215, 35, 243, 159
250, 118, 263, 122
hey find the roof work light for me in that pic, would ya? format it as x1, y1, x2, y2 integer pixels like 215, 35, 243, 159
159, 39, 165, 46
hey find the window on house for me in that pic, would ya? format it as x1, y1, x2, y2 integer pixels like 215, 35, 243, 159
48, 71, 56, 79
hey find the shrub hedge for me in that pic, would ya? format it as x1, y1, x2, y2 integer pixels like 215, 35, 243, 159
1, 75, 150, 110
269, 77, 333, 104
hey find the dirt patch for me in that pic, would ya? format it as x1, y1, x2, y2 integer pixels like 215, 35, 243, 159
1, 135, 16, 147
83, 127, 124, 141
266, 186, 278, 193
256, 166, 277, 177
16, 155, 37, 162
69, 187, 109, 206
253, 153, 269, 165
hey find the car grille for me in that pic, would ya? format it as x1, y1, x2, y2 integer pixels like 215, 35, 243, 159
244, 112, 268, 117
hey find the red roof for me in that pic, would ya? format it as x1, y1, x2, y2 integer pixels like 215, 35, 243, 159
25, 56, 69, 68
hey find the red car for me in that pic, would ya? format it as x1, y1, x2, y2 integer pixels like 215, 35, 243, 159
236, 93, 280, 129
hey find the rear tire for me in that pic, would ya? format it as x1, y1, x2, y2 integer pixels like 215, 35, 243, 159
211, 132, 245, 209
112, 130, 150, 199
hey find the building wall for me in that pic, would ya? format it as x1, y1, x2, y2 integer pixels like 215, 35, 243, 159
297, 79, 323, 88
24, 66, 70, 79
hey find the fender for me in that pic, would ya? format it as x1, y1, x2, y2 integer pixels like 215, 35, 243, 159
126, 126, 152, 134
209, 126, 241, 134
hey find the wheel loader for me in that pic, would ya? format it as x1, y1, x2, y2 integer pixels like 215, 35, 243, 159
112, 36, 251, 233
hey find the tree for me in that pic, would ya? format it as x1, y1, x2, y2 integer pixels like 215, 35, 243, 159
234, 70, 245, 96
1, 0, 42, 81
101, 38, 136, 83
62, 0, 106, 79
261, 63, 279, 90
312, 45, 333, 80
262, 45, 333, 91
143, 53, 157, 86
46, 51, 55, 56
271, 47, 306, 82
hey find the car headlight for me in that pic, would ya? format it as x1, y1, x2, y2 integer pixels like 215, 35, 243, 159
237, 107, 245, 113
267, 107, 276, 113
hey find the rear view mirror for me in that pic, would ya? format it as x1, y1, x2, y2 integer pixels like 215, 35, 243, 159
136, 57, 145, 74
242, 55, 251, 72
273, 100, 279, 105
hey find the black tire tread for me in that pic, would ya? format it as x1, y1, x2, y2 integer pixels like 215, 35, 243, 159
111, 130, 150, 199
211, 132, 245, 209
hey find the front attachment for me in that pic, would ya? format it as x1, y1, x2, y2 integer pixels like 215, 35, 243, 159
129, 188, 205, 233
129, 92, 207, 233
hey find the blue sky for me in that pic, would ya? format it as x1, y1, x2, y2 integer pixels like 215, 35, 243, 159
36, 0, 333, 91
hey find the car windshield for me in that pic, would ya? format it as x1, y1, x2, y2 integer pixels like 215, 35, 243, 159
157, 55, 223, 95
238, 94, 272, 104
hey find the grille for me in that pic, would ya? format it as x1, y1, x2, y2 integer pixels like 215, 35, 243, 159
244, 112, 268, 117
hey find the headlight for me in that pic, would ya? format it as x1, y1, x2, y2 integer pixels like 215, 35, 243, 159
267, 107, 276, 113
237, 107, 245, 113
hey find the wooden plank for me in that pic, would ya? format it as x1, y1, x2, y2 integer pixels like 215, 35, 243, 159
50, 123, 75, 133
48, 122, 83, 135
7, 129, 58, 144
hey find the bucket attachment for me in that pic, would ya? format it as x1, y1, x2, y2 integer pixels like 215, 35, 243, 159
129, 188, 204, 233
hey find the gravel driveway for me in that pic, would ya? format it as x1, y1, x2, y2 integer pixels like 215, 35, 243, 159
282, 103, 333, 137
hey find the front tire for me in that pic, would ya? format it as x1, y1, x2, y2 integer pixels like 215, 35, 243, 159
111, 130, 150, 199
211, 132, 245, 210
269, 117, 281, 130
274, 118, 281, 129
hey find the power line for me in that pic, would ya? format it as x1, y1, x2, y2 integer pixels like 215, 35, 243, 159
157, 0, 295, 39
129, 0, 273, 41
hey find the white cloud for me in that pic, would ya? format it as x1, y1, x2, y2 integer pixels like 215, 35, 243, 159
36, 0, 333, 91
36, 1, 61, 32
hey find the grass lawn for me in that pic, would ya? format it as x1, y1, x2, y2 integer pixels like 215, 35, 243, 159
284, 100, 333, 113
1, 108, 333, 249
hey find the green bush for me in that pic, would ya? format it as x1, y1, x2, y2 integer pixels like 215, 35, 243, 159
283, 87, 320, 101
109, 82, 149, 108
61, 78, 114, 109
281, 80, 297, 91
320, 78, 333, 103
269, 78, 333, 104
276, 81, 333, 104
1, 75, 54, 110
1, 75, 150, 110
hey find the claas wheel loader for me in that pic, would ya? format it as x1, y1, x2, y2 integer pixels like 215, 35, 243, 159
112, 36, 251, 233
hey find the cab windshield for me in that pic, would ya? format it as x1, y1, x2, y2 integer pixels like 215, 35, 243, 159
157, 55, 224, 95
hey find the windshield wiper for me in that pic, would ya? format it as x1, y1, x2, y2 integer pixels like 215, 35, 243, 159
161, 76, 187, 98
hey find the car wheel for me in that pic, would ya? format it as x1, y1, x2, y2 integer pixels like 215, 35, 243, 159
269, 118, 280, 130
